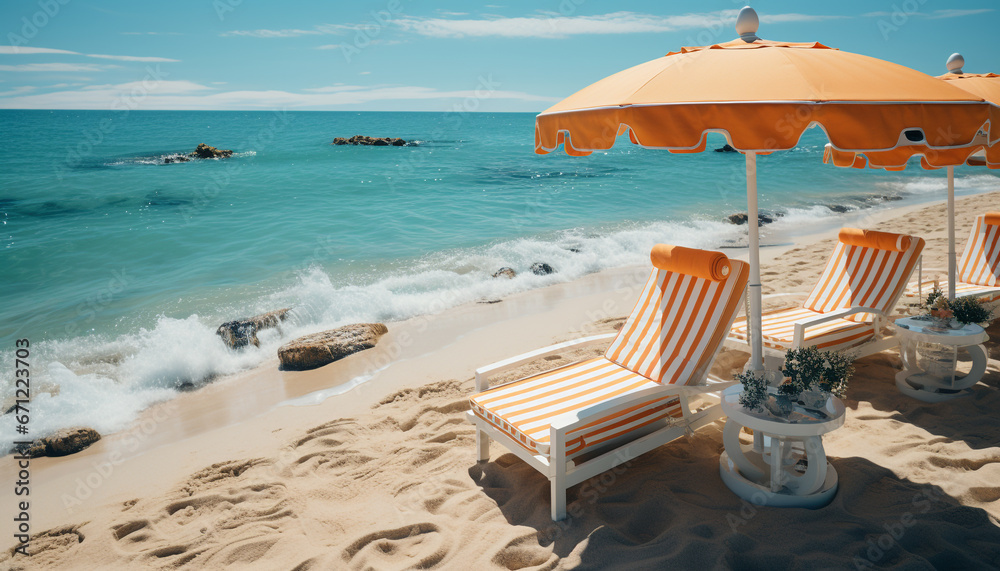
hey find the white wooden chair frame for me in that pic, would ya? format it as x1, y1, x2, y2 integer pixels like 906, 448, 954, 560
468, 332, 738, 521
724, 251, 924, 364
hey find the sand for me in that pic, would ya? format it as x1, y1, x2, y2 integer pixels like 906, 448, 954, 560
3, 192, 1000, 570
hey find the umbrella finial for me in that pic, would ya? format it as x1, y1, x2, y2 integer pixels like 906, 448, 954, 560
946, 52, 965, 74
736, 6, 760, 42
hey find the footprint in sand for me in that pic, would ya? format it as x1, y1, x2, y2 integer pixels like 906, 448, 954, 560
106, 459, 294, 568
342, 523, 451, 571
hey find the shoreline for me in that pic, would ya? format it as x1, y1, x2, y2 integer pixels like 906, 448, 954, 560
3, 189, 1000, 567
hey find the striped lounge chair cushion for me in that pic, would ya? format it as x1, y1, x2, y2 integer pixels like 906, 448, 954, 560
958, 214, 1000, 289
803, 234, 922, 324
729, 307, 874, 351
470, 357, 681, 456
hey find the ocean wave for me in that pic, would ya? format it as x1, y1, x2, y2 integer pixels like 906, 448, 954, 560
0, 217, 741, 452
875, 172, 1000, 196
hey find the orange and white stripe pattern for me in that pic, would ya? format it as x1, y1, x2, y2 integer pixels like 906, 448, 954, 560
803, 232, 924, 323
729, 307, 874, 352
604, 260, 749, 385
958, 214, 1000, 289
470, 257, 749, 458
470, 358, 682, 455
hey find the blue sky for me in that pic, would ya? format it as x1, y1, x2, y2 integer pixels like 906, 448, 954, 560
0, 0, 996, 111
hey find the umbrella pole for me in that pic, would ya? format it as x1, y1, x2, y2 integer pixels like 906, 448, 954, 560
746, 151, 764, 371
947, 165, 956, 301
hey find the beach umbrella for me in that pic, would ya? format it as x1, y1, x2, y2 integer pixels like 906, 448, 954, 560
535, 7, 998, 372
824, 53, 1000, 300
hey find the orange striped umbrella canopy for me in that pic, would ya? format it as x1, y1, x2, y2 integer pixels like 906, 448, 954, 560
823, 56, 1000, 170
533, 7, 996, 372
535, 39, 997, 158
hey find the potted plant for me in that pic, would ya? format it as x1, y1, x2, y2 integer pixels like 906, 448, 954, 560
925, 287, 994, 328
736, 346, 853, 416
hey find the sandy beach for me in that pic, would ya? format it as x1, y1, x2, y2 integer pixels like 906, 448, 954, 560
3, 191, 1000, 570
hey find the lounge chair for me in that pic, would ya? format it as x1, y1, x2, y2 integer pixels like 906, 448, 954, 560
467, 245, 749, 521
904, 212, 1000, 306
727, 228, 925, 360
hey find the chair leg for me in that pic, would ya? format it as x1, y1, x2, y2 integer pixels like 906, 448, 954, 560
476, 429, 490, 462
550, 428, 567, 521
551, 477, 566, 521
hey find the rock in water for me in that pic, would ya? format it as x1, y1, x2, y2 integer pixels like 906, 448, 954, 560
216, 308, 291, 349
278, 323, 388, 371
530, 262, 555, 275
714, 144, 738, 153
492, 267, 517, 279
727, 212, 774, 226
20, 428, 101, 458
332, 135, 408, 146
190, 143, 234, 159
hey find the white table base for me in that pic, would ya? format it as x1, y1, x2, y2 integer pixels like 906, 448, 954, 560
719, 419, 838, 508
896, 342, 988, 403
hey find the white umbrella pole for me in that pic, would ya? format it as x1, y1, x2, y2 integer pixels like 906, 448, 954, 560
746, 152, 764, 371
947, 165, 956, 301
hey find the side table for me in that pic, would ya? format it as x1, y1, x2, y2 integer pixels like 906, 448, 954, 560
719, 384, 845, 508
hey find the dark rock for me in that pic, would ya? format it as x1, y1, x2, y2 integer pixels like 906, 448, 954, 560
278, 323, 388, 371
478, 299, 502, 304
163, 155, 190, 164
727, 212, 775, 226
567, 248, 582, 254
530, 262, 555, 276
715, 144, 738, 153
878, 195, 903, 202
332, 135, 408, 147
190, 143, 233, 159
492, 267, 517, 279
18, 427, 101, 458
216, 308, 291, 350
827, 204, 851, 213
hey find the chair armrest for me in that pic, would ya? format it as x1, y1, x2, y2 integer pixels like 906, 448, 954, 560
474, 333, 617, 392
762, 292, 809, 300
792, 307, 881, 347
549, 381, 737, 432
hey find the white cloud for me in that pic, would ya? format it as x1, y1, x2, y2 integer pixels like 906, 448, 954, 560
0, 83, 557, 110
359, 71, 371, 75
222, 28, 323, 38
0, 86, 35, 96
0, 45, 178, 62
80, 80, 212, 94
393, 11, 846, 39
85, 54, 179, 62
862, 8, 993, 19
926, 8, 993, 19
0, 46, 76, 55
0, 63, 108, 72
222, 23, 353, 38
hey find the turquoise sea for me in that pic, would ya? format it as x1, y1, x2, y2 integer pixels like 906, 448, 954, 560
1, 109, 997, 447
